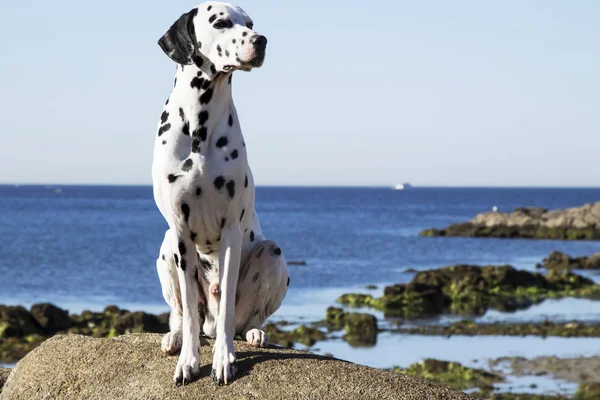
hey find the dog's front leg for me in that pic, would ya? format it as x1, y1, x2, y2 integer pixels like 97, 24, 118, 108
172, 232, 201, 386
211, 222, 242, 385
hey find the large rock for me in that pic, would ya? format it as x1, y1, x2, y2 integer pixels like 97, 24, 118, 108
0, 334, 474, 400
420, 202, 600, 240
0, 369, 10, 395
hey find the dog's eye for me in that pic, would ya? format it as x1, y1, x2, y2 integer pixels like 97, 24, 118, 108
214, 19, 232, 29
246, 21, 254, 29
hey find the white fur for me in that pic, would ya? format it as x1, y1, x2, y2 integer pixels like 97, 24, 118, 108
153, 2, 289, 386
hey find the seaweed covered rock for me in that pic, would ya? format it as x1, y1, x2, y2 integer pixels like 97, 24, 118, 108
262, 323, 326, 348
420, 202, 600, 240
395, 319, 600, 338
30, 303, 71, 334
68, 307, 169, 338
325, 307, 378, 347
337, 264, 599, 318
0, 304, 170, 363
537, 251, 600, 271
395, 359, 502, 391
0, 306, 43, 339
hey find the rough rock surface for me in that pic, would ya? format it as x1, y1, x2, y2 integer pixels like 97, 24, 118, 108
0, 334, 474, 400
420, 202, 600, 240
0, 369, 10, 395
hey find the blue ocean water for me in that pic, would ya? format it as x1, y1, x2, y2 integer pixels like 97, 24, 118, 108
2, 185, 600, 380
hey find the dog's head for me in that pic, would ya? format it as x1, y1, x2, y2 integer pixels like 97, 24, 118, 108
158, 2, 267, 73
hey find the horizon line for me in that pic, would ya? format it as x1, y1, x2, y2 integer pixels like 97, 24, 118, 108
2, 183, 600, 190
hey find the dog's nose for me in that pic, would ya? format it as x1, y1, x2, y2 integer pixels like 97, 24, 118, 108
250, 35, 267, 48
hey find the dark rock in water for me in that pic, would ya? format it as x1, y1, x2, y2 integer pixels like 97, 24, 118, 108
365, 284, 378, 289
395, 318, 600, 338
0, 306, 43, 338
30, 303, 71, 334
287, 260, 307, 266
395, 358, 502, 392
342, 313, 378, 347
103, 305, 121, 315
262, 323, 326, 348
1, 303, 170, 363
325, 307, 378, 347
337, 264, 599, 318
420, 202, 600, 240
538, 251, 600, 270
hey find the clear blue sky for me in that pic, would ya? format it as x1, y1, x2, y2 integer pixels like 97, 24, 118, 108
1, 1, 598, 187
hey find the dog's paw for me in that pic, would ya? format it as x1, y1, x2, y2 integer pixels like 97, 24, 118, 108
173, 349, 200, 386
161, 330, 182, 355
245, 328, 268, 348
211, 340, 237, 385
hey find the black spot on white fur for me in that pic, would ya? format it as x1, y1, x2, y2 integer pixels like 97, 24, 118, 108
161, 111, 169, 124
226, 180, 235, 199
228, 114, 233, 126
200, 88, 213, 104
182, 159, 194, 171
214, 176, 225, 189
158, 123, 171, 136
168, 174, 180, 183
198, 111, 209, 126
216, 136, 228, 148
181, 203, 190, 223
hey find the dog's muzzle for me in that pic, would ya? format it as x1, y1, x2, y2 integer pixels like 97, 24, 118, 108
248, 35, 267, 67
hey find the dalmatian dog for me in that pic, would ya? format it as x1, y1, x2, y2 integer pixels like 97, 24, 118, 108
152, 2, 290, 386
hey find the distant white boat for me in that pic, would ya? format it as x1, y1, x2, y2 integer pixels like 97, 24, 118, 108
394, 183, 412, 190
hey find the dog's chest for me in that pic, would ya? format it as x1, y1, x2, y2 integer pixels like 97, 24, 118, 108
159, 122, 253, 254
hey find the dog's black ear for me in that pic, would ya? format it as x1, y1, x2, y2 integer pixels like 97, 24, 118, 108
158, 8, 199, 65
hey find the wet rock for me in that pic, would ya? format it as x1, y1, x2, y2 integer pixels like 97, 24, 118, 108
395, 358, 502, 391
30, 303, 71, 334
394, 319, 600, 338
537, 251, 600, 270
575, 382, 600, 400
420, 202, 600, 240
262, 323, 326, 348
324, 307, 378, 347
287, 260, 307, 266
0, 306, 43, 339
337, 264, 599, 318
342, 313, 378, 347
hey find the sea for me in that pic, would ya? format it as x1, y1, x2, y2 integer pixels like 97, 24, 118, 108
2, 185, 600, 393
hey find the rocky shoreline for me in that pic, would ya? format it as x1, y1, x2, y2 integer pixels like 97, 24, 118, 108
420, 202, 600, 240
336, 264, 600, 319
0, 303, 169, 363
3, 252, 600, 364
